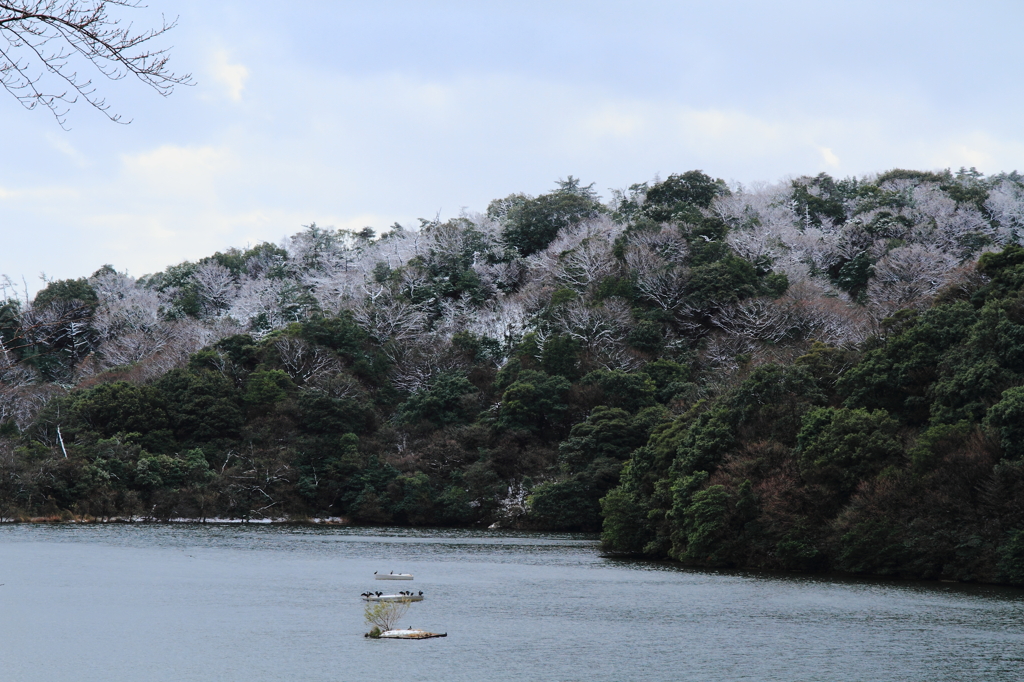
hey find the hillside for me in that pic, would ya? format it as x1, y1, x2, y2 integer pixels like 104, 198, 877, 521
2, 168, 1024, 585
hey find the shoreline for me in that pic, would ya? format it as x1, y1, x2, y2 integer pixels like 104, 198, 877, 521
0, 515, 351, 525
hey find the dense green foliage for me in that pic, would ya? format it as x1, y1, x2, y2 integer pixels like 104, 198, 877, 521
601, 250, 1024, 584
5, 167, 1024, 587
489, 177, 604, 257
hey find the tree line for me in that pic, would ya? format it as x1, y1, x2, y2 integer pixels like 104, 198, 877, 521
3, 167, 1024, 585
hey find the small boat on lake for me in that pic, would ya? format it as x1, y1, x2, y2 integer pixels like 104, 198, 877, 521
374, 572, 413, 580
362, 593, 424, 602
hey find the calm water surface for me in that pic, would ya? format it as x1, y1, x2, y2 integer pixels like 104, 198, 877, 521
1, 524, 1022, 681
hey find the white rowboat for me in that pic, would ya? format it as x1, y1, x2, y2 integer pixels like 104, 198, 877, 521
374, 572, 413, 580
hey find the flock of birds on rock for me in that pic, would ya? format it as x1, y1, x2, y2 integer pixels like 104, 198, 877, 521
360, 590, 423, 597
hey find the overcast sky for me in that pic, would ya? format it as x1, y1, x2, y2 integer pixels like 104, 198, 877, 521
2, 0, 1022, 295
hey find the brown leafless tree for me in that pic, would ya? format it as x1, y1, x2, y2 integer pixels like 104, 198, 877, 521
1, 1, 191, 126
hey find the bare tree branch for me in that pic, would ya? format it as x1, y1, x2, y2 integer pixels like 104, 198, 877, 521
0, 1, 191, 127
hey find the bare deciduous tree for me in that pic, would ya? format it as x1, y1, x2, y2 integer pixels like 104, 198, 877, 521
381, 331, 467, 393
274, 336, 339, 386
986, 180, 1024, 245
550, 297, 635, 367
228, 276, 287, 337
463, 294, 530, 362
1, 0, 191, 126
0, 382, 64, 431
625, 227, 692, 313
866, 244, 960, 320
305, 370, 360, 401
554, 233, 616, 293
137, 317, 236, 378
222, 449, 291, 521
351, 288, 425, 345
781, 279, 869, 348
473, 258, 524, 294
713, 298, 794, 344
907, 184, 992, 259
98, 328, 166, 366
16, 298, 95, 382
192, 261, 237, 318
89, 271, 166, 367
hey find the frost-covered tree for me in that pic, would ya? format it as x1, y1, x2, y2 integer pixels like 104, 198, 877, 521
192, 261, 238, 318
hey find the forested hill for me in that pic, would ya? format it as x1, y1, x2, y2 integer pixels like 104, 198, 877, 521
3, 168, 1024, 585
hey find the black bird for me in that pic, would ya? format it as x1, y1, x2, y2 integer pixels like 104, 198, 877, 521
374, 571, 377, 575
418, 591, 423, 596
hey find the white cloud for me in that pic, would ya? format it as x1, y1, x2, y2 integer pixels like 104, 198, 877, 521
582, 107, 646, 138
210, 49, 249, 102
819, 147, 840, 168
681, 108, 781, 143
906, 132, 1024, 178
45, 133, 89, 168
0, 184, 79, 203
119, 144, 234, 201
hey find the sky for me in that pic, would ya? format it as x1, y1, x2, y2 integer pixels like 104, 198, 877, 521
2, 0, 1023, 296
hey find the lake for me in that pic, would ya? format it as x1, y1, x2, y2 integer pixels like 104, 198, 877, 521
1, 524, 1022, 681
